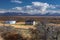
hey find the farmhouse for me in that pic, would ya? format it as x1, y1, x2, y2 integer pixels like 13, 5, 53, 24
0, 16, 60, 25
0, 16, 37, 25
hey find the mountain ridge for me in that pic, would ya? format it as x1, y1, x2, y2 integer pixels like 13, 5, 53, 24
0, 12, 60, 16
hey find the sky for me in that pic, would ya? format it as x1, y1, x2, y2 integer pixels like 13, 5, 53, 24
0, 0, 60, 14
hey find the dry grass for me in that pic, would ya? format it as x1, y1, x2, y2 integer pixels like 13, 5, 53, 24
0, 21, 60, 40
0, 22, 36, 29
0, 26, 38, 40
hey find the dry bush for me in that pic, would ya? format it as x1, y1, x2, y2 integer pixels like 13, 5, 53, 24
0, 26, 28, 40
34, 22, 60, 40
0, 26, 35, 40
1, 23, 60, 40
1, 32, 25, 40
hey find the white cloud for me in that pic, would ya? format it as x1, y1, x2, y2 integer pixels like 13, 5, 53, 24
32, 2, 42, 6
32, 2, 49, 6
0, 11, 6, 13
32, 2, 57, 14
12, 7, 22, 10
26, 5, 32, 9
11, 2, 60, 14
47, 10, 60, 13
49, 5, 56, 9
0, 9, 7, 13
0, 2, 60, 15
11, 0, 22, 4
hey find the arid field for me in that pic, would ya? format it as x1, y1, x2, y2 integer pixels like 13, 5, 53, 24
0, 16, 60, 40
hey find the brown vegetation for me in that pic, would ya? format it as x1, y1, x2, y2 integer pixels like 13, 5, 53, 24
0, 20, 60, 40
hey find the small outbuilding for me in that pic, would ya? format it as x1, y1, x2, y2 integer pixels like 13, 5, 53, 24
5, 20, 16, 24
25, 19, 36, 25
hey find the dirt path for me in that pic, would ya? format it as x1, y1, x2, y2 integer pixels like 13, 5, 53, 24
0, 36, 4, 40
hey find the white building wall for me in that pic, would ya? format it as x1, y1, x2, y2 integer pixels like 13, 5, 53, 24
33, 21, 36, 25
5, 21, 16, 24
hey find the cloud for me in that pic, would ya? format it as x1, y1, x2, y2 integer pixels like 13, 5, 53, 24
0, 11, 6, 13
12, 7, 22, 10
47, 10, 60, 13
11, 0, 22, 4
11, 1, 60, 14
0, 9, 7, 13
32, 2, 49, 13
32, 2, 57, 14
0, 2, 60, 14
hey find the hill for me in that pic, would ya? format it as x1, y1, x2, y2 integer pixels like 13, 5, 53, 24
0, 12, 60, 16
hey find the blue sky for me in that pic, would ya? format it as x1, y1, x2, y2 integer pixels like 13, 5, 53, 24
0, 0, 60, 9
0, 0, 60, 14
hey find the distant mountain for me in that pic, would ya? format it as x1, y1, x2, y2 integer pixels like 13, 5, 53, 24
32, 13, 60, 16
43, 13, 60, 16
0, 12, 60, 16
0, 12, 31, 16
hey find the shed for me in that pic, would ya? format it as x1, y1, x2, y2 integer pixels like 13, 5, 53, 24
5, 21, 16, 24
25, 19, 36, 25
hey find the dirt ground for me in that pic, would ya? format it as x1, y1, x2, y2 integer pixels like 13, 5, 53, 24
0, 23, 36, 29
